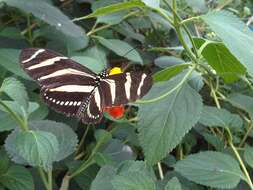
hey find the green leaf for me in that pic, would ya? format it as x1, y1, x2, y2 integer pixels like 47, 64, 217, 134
28, 120, 78, 162
92, 0, 127, 25
0, 165, 34, 190
185, 0, 207, 13
201, 11, 253, 76
153, 64, 190, 82
165, 177, 182, 190
154, 56, 185, 68
1, 77, 28, 111
15, 130, 59, 170
228, 93, 253, 119
71, 56, 105, 74
138, 74, 203, 165
194, 38, 246, 83
90, 165, 117, 190
5, 0, 84, 37
0, 111, 17, 132
0, 149, 10, 175
96, 36, 143, 64
141, 0, 160, 8
112, 171, 156, 190
83, 45, 107, 67
244, 145, 253, 169
174, 151, 244, 189
199, 106, 243, 129
0, 49, 30, 80
85, 0, 145, 18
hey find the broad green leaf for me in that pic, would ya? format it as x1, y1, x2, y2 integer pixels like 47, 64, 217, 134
4, 0, 84, 37
0, 111, 17, 132
117, 160, 156, 180
0, 165, 34, 190
112, 171, 156, 190
71, 56, 105, 74
201, 11, 253, 76
153, 64, 190, 82
39, 26, 88, 52
83, 45, 107, 67
244, 145, 253, 169
1, 77, 28, 111
0, 101, 39, 118
165, 177, 182, 190
92, 0, 127, 25
0, 49, 29, 80
28, 120, 78, 162
95, 129, 112, 145
201, 132, 225, 151
96, 36, 143, 64
194, 38, 246, 83
0, 149, 9, 175
228, 93, 253, 119
199, 106, 243, 129
174, 151, 244, 189
90, 165, 117, 190
138, 73, 203, 165
0, 27, 23, 39
15, 130, 59, 170
188, 71, 204, 92
154, 56, 185, 68
141, 0, 160, 8
85, 0, 145, 18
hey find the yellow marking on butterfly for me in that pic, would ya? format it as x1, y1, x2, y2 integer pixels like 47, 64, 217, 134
109, 67, 122, 75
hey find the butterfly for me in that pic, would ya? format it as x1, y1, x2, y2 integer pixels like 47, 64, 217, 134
19, 48, 153, 124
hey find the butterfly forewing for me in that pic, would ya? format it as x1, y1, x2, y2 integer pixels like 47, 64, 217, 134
20, 48, 100, 122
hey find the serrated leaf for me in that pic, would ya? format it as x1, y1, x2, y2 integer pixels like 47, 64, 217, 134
0, 165, 34, 190
199, 106, 243, 129
174, 151, 244, 189
1, 77, 28, 111
86, 0, 145, 18
194, 38, 246, 83
228, 93, 253, 119
71, 56, 105, 74
0, 49, 29, 80
112, 171, 156, 190
5, 0, 84, 37
244, 145, 253, 169
15, 130, 59, 170
201, 11, 253, 76
28, 120, 78, 162
138, 74, 202, 165
153, 64, 190, 82
90, 165, 117, 190
4, 120, 77, 166
165, 177, 182, 190
96, 37, 143, 64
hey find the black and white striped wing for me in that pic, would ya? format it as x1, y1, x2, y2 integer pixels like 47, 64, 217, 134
100, 72, 153, 107
20, 48, 102, 123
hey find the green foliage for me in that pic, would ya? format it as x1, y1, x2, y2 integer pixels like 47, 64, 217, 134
175, 151, 244, 189
1, 0, 253, 190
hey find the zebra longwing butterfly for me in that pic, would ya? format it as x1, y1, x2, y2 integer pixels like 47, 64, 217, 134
20, 48, 153, 124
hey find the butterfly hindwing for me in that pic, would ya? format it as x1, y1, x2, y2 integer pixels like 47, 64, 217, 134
100, 71, 153, 107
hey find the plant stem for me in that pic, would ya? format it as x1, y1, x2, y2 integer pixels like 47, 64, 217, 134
136, 65, 195, 104
75, 126, 90, 157
47, 170, 53, 190
227, 131, 253, 189
38, 168, 48, 190
180, 16, 200, 25
157, 162, 164, 180
239, 122, 253, 148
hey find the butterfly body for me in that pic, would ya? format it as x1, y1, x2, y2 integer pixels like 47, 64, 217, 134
20, 48, 152, 124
